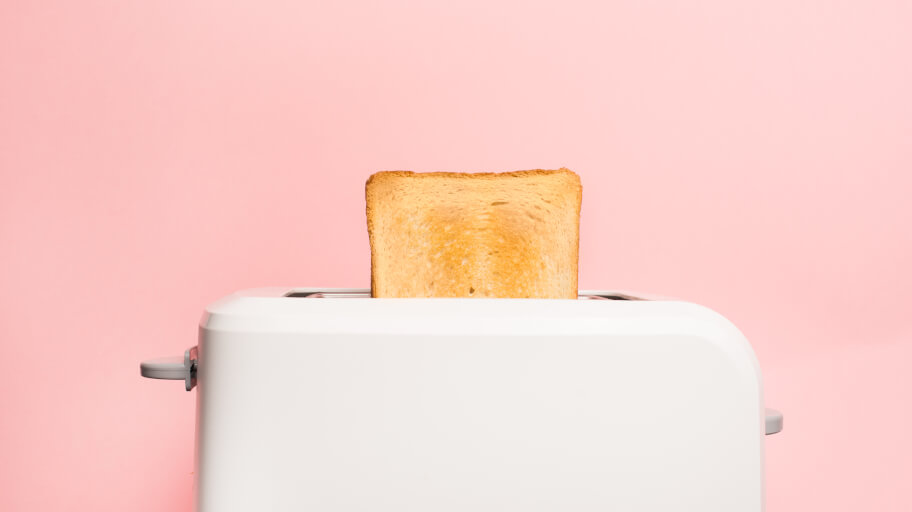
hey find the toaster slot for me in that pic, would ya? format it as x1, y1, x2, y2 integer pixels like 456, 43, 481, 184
581, 293, 642, 300
285, 291, 372, 298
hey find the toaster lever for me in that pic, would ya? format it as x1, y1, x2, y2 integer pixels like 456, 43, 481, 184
765, 408, 783, 435
140, 346, 198, 391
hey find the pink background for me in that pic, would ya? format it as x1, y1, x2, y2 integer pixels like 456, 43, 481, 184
1, 0, 910, 510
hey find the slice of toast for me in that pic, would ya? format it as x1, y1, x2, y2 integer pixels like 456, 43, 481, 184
366, 168, 582, 298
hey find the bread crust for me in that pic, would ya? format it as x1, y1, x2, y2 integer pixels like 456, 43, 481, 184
366, 168, 579, 185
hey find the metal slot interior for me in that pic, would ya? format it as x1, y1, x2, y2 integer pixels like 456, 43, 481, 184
285, 291, 642, 300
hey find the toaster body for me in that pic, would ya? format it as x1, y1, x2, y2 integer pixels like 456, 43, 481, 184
142, 288, 780, 512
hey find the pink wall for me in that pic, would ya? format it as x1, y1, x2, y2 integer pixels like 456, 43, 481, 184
1, 1, 910, 510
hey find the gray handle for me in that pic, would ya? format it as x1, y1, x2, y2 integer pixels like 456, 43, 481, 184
765, 408, 783, 435
140, 346, 197, 391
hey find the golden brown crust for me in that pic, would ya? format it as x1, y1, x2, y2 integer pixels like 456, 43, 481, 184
366, 168, 579, 185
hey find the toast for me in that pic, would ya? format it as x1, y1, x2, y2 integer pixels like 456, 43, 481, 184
366, 168, 582, 298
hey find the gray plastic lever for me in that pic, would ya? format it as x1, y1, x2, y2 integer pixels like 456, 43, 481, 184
140, 346, 198, 391
765, 408, 783, 435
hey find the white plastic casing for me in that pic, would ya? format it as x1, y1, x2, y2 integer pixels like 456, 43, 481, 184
193, 288, 766, 512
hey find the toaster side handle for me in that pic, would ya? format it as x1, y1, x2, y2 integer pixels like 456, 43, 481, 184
765, 408, 783, 435
140, 346, 197, 391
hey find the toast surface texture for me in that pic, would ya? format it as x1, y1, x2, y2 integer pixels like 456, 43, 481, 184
366, 168, 582, 298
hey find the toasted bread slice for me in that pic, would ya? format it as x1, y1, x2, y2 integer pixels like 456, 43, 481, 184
366, 168, 582, 298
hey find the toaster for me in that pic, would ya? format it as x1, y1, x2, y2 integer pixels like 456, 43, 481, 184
142, 287, 782, 512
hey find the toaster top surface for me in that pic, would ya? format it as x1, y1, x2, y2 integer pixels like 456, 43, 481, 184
200, 288, 749, 348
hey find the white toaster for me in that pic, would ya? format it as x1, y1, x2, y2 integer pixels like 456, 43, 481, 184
142, 287, 782, 512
